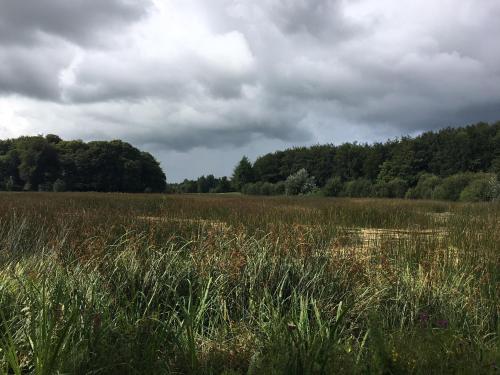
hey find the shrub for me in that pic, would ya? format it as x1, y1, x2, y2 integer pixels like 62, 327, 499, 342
373, 179, 407, 198
387, 178, 409, 198
5, 176, 15, 191
432, 173, 476, 201
272, 181, 286, 195
285, 169, 317, 195
242, 182, 263, 195
241, 181, 287, 196
342, 178, 373, 198
407, 174, 441, 199
38, 182, 53, 192
53, 179, 67, 193
259, 182, 274, 196
460, 175, 499, 202
323, 177, 344, 197
433, 173, 496, 201
373, 181, 391, 198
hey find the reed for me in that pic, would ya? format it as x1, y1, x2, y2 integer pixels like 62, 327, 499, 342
0, 193, 499, 374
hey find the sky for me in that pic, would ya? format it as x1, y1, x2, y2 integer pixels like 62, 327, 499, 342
0, 0, 499, 182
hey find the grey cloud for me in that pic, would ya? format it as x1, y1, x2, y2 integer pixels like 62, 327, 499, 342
0, 0, 152, 46
267, 0, 355, 39
82, 96, 312, 151
1, 0, 500, 181
60, 52, 256, 104
0, 44, 74, 100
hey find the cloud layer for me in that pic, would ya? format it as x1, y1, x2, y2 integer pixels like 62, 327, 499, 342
1, 0, 499, 180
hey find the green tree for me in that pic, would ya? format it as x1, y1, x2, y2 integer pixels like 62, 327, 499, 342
232, 156, 255, 191
15, 136, 59, 191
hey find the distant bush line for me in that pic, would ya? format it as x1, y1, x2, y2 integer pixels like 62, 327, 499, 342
0, 135, 166, 193
168, 121, 500, 202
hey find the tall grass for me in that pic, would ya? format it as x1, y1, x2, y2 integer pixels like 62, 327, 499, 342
0, 193, 499, 374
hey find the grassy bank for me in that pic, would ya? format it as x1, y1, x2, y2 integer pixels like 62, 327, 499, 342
0, 193, 499, 374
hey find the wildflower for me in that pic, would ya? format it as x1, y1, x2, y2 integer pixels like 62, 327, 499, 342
418, 312, 430, 325
436, 319, 449, 329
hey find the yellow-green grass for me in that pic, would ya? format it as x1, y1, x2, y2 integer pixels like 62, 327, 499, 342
0, 193, 499, 374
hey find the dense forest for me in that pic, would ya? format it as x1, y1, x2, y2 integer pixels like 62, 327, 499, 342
0, 135, 166, 192
169, 121, 500, 201
3, 122, 499, 200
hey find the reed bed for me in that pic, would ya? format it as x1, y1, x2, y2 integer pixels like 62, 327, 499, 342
0, 193, 499, 374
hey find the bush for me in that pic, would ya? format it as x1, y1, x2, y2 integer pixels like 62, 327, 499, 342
460, 175, 499, 202
432, 173, 476, 201
285, 169, 317, 195
38, 182, 53, 192
272, 181, 286, 195
259, 182, 274, 196
323, 177, 344, 197
241, 181, 287, 196
342, 178, 373, 198
406, 174, 441, 199
53, 179, 67, 193
387, 178, 409, 198
433, 173, 496, 201
242, 182, 263, 195
373, 179, 408, 198
4, 176, 16, 191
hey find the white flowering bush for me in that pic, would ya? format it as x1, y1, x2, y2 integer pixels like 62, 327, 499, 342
285, 169, 317, 195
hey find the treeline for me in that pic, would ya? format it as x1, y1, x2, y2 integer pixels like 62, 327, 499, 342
0, 135, 166, 192
167, 175, 233, 194
169, 121, 500, 201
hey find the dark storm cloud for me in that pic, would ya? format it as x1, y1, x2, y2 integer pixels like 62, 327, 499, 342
0, 0, 152, 100
1, 0, 500, 181
83, 94, 312, 151
0, 0, 152, 46
267, 0, 357, 39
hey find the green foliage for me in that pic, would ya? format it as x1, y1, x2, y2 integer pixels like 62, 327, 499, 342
168, 176, 235, 194
406, 173, 442, 199
0, 136, 166, 193
285, 169, 317, 195
374, 178, 408, 198
212, 177, 232, 193
459, 175, 499, 202
240, 181, 286, 196
223, 121, 500, 199
432, 173, 477, 201
323, 176, 343, 197
342, 178, 373, 198
492, 157, 500, 178
388, 178, 409, 198
241, 182, 262, 195
53, 178, 66, 193
232, 156, 255, 191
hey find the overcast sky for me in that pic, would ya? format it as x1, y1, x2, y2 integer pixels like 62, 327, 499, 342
0, 0, 499, 181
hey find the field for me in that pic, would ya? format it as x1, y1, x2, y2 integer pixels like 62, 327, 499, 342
0, 193, 499, 374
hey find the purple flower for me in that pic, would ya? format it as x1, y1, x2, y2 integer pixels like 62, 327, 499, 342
418, 313, 429, 323
418, 312, 430, 325
436, 319, 449, 329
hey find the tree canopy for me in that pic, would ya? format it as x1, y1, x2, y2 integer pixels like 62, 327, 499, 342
170, 121, 500, 201
0, 135, 166, 193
